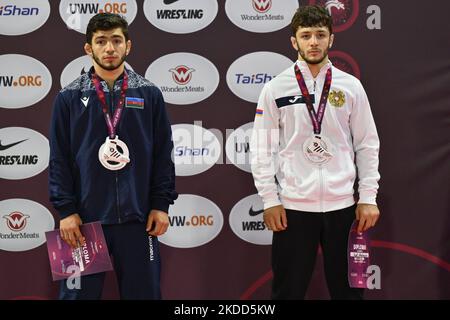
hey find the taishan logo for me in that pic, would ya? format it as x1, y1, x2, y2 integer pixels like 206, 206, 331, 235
226, 51, 293, 103
252, 0, 272, 13
235, 73, 273, 84
0, 5, 39, 16
0, 1, 50, 36
3, 211, 30, 232
169, 65, 195, 85
171, 123, 221, 176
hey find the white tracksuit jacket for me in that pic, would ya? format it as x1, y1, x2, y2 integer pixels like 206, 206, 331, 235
250, 60, 380, 212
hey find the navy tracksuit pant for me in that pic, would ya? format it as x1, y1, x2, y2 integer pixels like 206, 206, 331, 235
59, 221, 161, 300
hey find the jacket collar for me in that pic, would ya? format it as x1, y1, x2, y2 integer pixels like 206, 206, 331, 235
295, 59, 332, 80
88, 66, 129, 82
88, 66, 130, 91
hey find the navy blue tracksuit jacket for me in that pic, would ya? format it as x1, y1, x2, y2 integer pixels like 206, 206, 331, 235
49, 67, 178, 224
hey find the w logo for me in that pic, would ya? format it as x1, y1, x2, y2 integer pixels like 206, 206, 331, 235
3, 211, 30, 231
313, 0, 358, 32
252, 0, 272, 13
169, 65, 195, 85
325, 0, 345, 13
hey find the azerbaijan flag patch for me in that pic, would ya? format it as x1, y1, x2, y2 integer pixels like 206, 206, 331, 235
125, 97, 144, 109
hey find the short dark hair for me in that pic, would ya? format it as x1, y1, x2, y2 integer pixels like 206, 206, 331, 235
86, 13, 129, 44
291, 5, 333, 36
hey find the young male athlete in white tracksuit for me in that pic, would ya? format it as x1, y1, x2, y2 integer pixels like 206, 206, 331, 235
250, 5, 380, 299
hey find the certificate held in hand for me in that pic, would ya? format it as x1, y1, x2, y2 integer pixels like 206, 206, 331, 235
347, 220, 371, 288
45, 222, 113, 281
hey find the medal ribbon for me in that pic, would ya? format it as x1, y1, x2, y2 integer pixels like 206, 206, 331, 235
92, 71, 128, 138
294, 64, 332, 134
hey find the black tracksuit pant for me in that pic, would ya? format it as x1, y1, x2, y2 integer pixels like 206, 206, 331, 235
271, 204, 364, 300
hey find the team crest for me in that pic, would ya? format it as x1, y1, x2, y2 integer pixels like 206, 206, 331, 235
328, 90, 345, 107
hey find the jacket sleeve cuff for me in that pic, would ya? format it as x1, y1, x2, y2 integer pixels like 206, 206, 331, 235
151, 198, 170, 214
358, 191, 377, 206
262, 196, 282, 210
56, 203, 77, 220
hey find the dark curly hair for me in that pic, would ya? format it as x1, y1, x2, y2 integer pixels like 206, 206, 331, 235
86, 13, 129, 44
291, 5, 333, 36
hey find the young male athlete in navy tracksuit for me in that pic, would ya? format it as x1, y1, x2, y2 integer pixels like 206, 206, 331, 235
49, 13, 177, 299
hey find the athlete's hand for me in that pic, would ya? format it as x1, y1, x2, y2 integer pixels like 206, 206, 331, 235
263, 205, 287, 232
146, 210, 169, 236
355, 204, 380, 233
60, 213, 85, 248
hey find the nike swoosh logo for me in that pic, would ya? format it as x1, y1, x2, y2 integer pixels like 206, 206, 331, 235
249, 206, 264, 216
163, 0, 179, 4
0, 139, 28, 151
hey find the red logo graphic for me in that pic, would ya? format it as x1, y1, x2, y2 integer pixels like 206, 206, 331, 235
308, 0, 359, 32
169, 65, 195, 85
3, 211, 30, 232
252, 0, 272, 13
329, 50, 361, 79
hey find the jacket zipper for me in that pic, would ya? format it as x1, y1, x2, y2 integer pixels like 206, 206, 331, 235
109, 88, 122, 223
115, 174, 121, 223
313, 78, 323, 212
319, 166, 324, 212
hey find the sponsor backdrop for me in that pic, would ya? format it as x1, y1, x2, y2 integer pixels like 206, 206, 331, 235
0, 0, 449, 299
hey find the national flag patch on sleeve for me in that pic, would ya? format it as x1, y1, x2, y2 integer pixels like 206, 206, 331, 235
125, 97, 144, 109
255, 108, 264, 116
